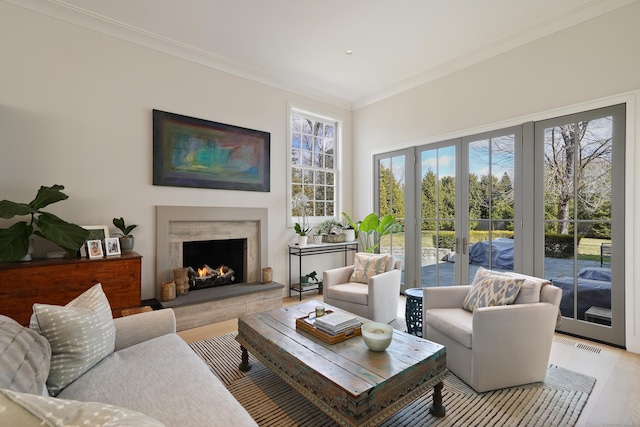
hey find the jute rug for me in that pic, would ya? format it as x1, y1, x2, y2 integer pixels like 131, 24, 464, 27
190, 333, 595, 426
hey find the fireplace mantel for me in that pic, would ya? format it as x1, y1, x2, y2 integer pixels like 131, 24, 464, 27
156, 206, 268, 296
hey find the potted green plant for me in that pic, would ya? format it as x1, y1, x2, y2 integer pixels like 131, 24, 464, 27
318, 218, 343, 242
292, 193, 311, 245
341, 219, 356, 242
312, 228, 323, 244
0, 185, 89, 262
113, 217, 138, 252
300, 270, 319, 286
341, 212, 399, 253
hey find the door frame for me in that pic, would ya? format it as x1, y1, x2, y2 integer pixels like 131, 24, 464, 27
534, 103, 625, 347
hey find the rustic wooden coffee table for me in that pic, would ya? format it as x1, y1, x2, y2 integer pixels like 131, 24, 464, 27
236, 300, 448, 427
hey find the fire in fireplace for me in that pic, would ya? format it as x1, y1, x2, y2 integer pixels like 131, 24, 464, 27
188, 264, 235, 289
183, 238, 246, 290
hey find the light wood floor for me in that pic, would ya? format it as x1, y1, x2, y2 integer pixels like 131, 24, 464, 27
178, 293, 640, 427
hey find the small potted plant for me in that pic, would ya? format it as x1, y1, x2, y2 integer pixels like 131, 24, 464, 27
294, 222, 311, 246
342, 224, 356, 242
319, 218, 343, 243
312, 228, 323, 244
113, 217, 137, 252
292, 193, 311, 245
300, 270, 319, 286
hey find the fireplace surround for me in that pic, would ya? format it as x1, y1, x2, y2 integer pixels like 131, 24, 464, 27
156, 206, 268, 295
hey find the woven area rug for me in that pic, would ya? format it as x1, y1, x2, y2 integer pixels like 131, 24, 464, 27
190, 333, 595, 427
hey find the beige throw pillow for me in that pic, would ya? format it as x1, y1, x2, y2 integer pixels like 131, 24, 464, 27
30, 283, 115, 396
463, 270, 523, 312
349, 253, 390, 284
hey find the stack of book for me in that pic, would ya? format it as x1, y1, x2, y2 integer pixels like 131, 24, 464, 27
314, 312, 361, 336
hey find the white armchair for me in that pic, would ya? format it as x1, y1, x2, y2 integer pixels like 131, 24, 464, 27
323, 254, 402, 323
423, 269, 562, 393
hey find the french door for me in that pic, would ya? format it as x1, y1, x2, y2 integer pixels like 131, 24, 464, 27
415, 127, 521, 288
534, 104, 625, 347
374, 104, 625, 347
374, 148, 415, 293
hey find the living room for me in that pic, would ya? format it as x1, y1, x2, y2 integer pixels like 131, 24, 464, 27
1, 0, 640, 425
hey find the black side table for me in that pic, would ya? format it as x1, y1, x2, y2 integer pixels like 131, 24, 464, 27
405, 288, 423, 337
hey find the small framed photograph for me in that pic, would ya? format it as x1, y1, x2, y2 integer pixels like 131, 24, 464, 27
87, 240, 104, 259
105, 237, 121, 256
80, 225, 109, 257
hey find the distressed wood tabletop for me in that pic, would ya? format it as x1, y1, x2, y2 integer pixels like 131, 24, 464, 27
236, 300, 448, 427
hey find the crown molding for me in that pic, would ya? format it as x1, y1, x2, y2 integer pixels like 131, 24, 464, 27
5, 0, 636, 112
3, 0, 354, 110
352, 0, 637, 110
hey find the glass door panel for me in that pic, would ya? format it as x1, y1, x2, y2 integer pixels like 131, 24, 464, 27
378, 155, 406, 258
375, 148, 414, 292
467, 133, 516, 277
419, 144, 457, 287
543, 120, 612, 325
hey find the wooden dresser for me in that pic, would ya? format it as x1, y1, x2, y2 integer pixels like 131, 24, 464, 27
0, 252, 142, 325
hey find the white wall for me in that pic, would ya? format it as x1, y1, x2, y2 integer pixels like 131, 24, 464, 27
352, 2, 640, 352
0, 2, 353, 300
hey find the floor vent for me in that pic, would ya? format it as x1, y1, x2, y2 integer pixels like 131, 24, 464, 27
554, 337, 578, 347
576, 343, 602, 354
554, 337, 603, 354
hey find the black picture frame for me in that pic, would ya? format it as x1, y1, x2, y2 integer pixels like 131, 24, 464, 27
153, 109, 270, 192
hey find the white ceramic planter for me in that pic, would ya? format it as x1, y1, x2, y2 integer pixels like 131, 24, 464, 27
297, 235, 308, 246
343, 229, 356, 242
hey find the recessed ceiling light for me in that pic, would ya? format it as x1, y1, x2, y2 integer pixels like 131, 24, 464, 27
345, 50, 353, 55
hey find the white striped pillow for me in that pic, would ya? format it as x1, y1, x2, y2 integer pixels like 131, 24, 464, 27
30, 283, 115, 396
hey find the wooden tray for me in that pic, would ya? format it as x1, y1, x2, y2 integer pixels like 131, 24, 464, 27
295, 310, 362, 344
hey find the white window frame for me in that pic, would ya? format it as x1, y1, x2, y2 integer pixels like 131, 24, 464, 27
287, 104, 341, 229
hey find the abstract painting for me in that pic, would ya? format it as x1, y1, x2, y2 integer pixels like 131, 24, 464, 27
153, 110, 270, 192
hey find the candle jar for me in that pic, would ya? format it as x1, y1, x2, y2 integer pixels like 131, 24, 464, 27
261, 267, 273, 283
315, 306, 325, 317
160, 281, 176, 302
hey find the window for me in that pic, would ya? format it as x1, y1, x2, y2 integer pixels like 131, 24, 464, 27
289, 108, 338, 226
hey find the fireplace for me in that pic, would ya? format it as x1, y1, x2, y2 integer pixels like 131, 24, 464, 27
183, 238, 246, 289
156, 206, 269, 292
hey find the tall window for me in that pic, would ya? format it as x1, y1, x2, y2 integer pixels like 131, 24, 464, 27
289, 109, 338, 225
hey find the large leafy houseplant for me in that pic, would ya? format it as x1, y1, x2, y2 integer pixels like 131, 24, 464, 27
342, 212, 399, 253
0, 185, 90, 262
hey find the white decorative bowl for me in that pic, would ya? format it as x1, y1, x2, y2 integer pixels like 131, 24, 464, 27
361, 322, 393, 351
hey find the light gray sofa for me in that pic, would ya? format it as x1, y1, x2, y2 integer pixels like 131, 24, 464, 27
0, 308, 257, 427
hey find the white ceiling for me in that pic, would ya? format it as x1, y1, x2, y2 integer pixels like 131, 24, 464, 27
10, 0, 636, 109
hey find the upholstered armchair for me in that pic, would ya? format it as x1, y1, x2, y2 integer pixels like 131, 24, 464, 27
423, 268, 562, 393
323, 253, 402, 324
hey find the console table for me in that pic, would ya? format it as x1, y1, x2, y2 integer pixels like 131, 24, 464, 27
0, 252, 142, 325
288, 242, 358, 300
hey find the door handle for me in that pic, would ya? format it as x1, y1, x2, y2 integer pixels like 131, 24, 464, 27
463, 237, 468, 255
